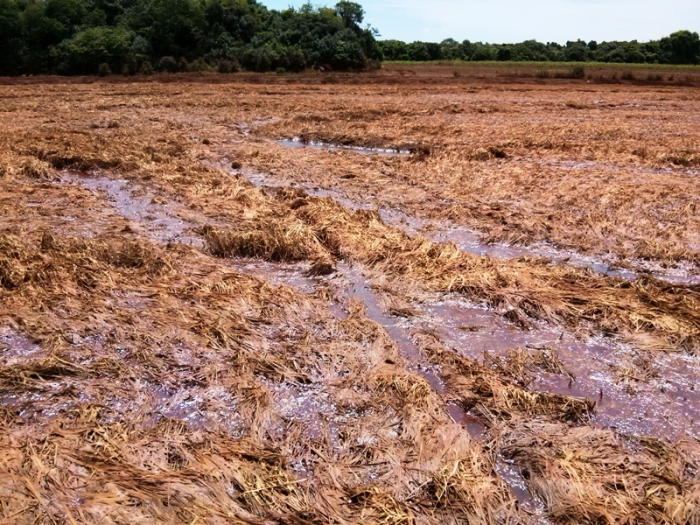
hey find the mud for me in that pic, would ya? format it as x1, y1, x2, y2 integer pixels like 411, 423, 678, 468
495, 456, 547, 522
225, 167, 700, 442
3, 78, 699, 524
423, 296, 700, 441
331, 263, 446, 394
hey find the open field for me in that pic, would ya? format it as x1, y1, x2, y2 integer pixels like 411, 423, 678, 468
0, 65, 699, 523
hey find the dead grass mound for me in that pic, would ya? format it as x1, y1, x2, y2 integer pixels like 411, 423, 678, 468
500, 421, 700, 524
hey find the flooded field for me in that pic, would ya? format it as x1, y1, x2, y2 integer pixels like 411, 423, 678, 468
0, 68, 699, 523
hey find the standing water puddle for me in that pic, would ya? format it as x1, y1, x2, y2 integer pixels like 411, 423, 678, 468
333, 263, 446, 394
59, 171, 202, 246
418, 296, 700, 441
380, 208, 697, 285
277, 137, 412, 156
0, 327, 46, 366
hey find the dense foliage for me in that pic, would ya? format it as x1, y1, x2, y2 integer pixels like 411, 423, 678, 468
0, 0, 381, 75
379, 31, 700, 65
0, 0, 697, 76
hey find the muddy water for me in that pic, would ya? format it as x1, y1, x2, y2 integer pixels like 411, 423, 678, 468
277, 137, 412, 156
59, 171, 202, 246
324, 265, 700, 441
230, 167, 700, 442
417, 295, 700, 441
320, 267, 550, 515
495, 456, 547, 522
333, 263, 447, 394
147, 382, 245, 435
0, 326, 46, 366
380, 208, 699, 285
52, 169, 700, 443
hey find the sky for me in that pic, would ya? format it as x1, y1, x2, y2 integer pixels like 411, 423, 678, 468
260, 0, 700, 44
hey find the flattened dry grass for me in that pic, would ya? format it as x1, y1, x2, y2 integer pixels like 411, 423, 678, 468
287, 194, 700, 353
500, 421, 700, 525
1, 76, 699, 523
0, 229, 524, 523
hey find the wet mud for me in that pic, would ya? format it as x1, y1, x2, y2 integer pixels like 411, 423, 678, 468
3, 79, 699, 524
55, 166, 700, 444
0, 327, 45, 366
418, 296, 700, 441
227, 166, 700, 442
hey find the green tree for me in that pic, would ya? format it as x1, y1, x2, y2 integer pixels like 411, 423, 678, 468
0, 0, 23, 74
334, 1, 362, 28
142, 0, 206, 57
315, 27, 365, 69
660, 30, 700, 64
53, 26, 132, 74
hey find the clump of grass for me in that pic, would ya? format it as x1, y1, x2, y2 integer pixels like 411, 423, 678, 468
0, 155, 53, 180
484, 346, 575, 387
201, 220, 329, 264
554, 67, 585, 79
500, 421, 700, 524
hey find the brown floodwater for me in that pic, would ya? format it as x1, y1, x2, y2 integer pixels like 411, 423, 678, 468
417, 295, 700, 441
51, 168, 700, 444
229, 167, 700, 442
332, 262, 447, 395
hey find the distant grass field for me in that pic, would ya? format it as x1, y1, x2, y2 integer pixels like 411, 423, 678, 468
384, 59, 700, 70
379, 60, 700, 86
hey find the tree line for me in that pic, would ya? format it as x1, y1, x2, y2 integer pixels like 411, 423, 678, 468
0, 0, 381, 75
378, 31, 700, 65
0, 0, 697, 76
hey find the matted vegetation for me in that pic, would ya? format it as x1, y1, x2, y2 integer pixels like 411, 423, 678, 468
0, 65, 699, 523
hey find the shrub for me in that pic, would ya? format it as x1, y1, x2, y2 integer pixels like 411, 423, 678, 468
571, 66, 585, 79
187, 58, 211, 72
217, 59, 239, 73
139, 61, 154, 75
53, 27, 132, 75
121, 54, 138, 75
157, 56, 179, 72
97, 63, 111, 76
